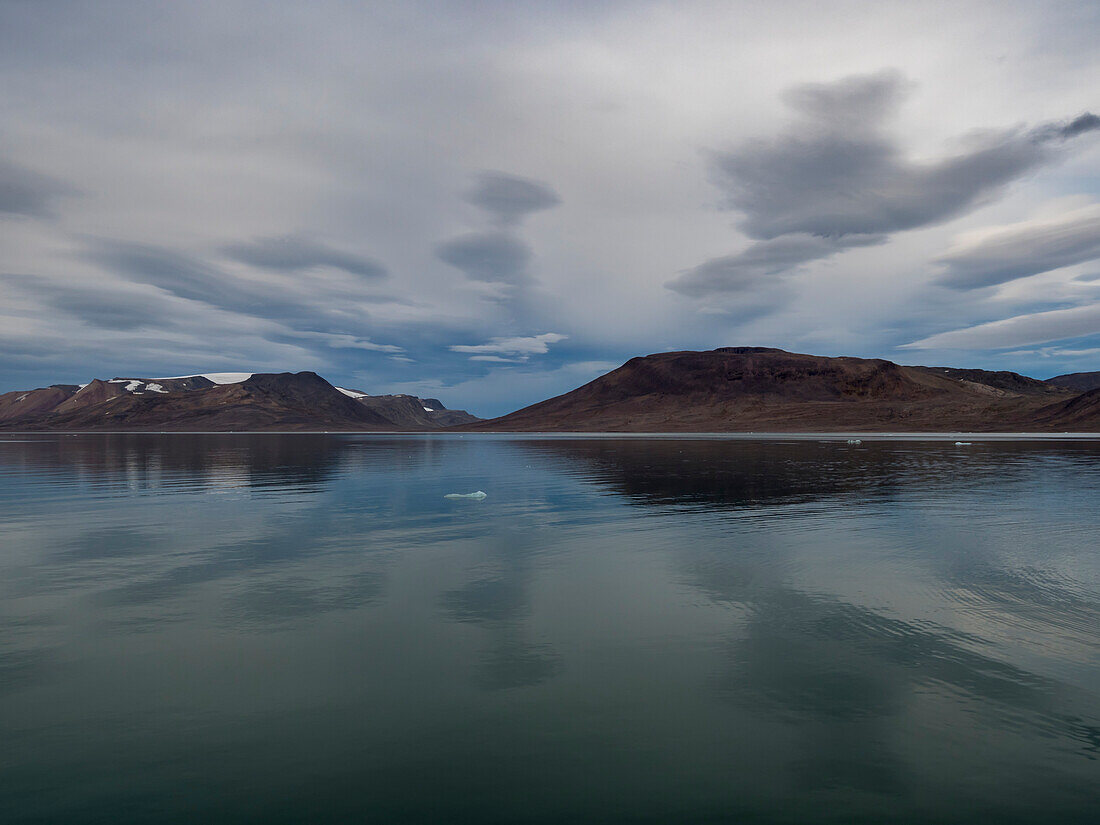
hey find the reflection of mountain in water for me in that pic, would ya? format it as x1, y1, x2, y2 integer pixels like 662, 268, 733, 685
0, 434, 348, 490
517, 437, 1100, 510
522, 437, 1100, 784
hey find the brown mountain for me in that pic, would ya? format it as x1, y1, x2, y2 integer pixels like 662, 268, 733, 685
0, 372, 479, 431
464, 347, 1095, 432
5, 349, 1098, 432
1045, 371, 1100, 393
1031, 387, 1100, 429
334, 388, 480, 428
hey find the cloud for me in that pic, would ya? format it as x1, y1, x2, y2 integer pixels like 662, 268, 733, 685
2, 274, 166, 331
903, 303, 1100, 350
435, 231, 533, 284
450, 332, 567, 358
82, 238, 351, 324
222, 235, 387, 278
710, 70, 1098, 241
282, 331, 403, 353
936, 204, 1100, 289
0, 158, 74, 218
469, 355, 524, 363
83, 239, 247, 305
466, 171, 560, 227
672, 70, 1100, 298
78, 238, 404, 351
668, 233, 885, 297
1053, 112, 1100, 140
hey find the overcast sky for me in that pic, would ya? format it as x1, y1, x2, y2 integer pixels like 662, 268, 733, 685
2, 0, 1098, 415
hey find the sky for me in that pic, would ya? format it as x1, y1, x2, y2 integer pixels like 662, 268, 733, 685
1, 0, 1099, 417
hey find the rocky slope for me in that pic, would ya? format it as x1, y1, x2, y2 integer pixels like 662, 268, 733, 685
1045, 371, 1100, 393
463, 347, 1094, 432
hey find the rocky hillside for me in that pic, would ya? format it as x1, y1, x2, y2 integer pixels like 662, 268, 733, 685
0, 372, 479, 431
463, 347, 1093, 432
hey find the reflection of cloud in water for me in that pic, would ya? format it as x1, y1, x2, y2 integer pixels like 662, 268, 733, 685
59, 527, 157, 561
440, 577, 528, 624
475, 641, 562, 691
706, 577, 1100, 762
521, 435, 1100, 761
0, 646, 50, 696
439, 528, 565, 691
225, 571, 383, 627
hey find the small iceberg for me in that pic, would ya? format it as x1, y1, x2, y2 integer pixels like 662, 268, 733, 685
846, 439, 862, 445
954, 441, 972, 446
445, 490, 487, 500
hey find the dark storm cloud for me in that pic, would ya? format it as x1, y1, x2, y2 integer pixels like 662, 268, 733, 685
222, 235, 387, 279
466, 171, 560, 226
435, 230, 533, 284
668, 233, 886, 297
709, 71, 1098, 241
0, 158, 74, 218
936, 207, 1100, 289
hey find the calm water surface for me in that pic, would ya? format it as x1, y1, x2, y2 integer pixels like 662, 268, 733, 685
1, 434, 1098, 823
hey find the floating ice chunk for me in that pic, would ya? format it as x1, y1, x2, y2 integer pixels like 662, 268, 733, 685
444, 491, 487, 500
955, 441, 972, 446
846, 439, 862, 444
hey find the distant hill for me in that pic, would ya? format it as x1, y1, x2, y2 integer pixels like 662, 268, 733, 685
0, 372, 479, 431
463, 347, 1095, 432
1045, 371, 1100, 393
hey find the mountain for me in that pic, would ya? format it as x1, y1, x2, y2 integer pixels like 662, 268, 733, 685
0, 372, 479, 431
1031, 387, 1100, 429
333, 386, 480, 428
5, 349, 1099, 432
1045, 371, 1100, 393
463, 347, 1095, 432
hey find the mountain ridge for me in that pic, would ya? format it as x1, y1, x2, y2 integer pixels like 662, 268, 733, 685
0, 371, 479, 431
3, 349, 1099, 432
461, 348, 1097, 432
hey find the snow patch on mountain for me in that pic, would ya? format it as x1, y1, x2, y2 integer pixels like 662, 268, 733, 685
156, 372, 253, 384
335, 386, 369, 399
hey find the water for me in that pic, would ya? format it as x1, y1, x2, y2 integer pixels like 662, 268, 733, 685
1, 433, 1098, 823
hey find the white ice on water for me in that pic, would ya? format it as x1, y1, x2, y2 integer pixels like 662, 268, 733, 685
444, 491, 487, 500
